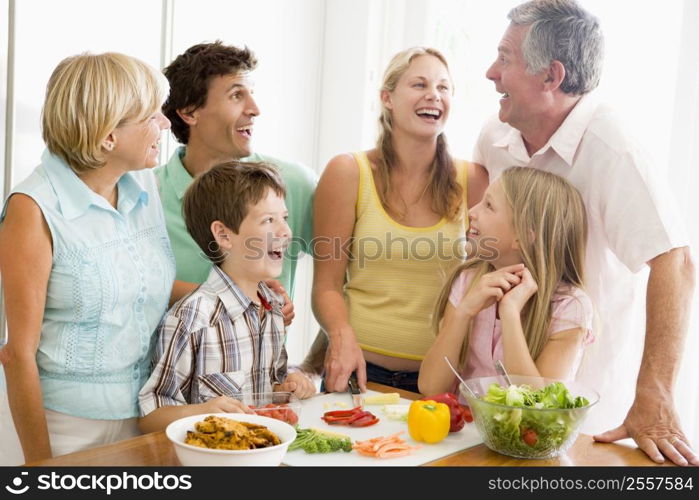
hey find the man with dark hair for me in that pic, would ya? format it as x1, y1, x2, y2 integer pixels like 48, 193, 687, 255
158, 41, 317, 305
476, 0, 696, 465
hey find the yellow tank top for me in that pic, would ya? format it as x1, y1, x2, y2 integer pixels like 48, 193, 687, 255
346, 152, 469, 360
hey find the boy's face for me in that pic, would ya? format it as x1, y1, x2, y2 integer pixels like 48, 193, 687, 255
187, 72, 260, 159
226, 188, 291, 281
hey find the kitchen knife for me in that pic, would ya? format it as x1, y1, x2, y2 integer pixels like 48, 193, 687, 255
348, 372, 362, 408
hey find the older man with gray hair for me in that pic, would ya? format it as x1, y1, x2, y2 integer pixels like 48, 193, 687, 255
474, 0, 696, 466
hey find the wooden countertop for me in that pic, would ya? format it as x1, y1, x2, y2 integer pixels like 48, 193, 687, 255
27, 383, 668, 467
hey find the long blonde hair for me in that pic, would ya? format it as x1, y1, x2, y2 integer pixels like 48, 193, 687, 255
433, 167, 588, 367
376, 47, 462, 220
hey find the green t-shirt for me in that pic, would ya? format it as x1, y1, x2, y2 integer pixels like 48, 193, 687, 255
156, 147, 317, 297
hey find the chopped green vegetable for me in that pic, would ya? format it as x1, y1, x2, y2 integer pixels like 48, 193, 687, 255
474, 381, 590, 458
363, 392, 400, 405
288, 427, 353, 454
381, 404, 410, 421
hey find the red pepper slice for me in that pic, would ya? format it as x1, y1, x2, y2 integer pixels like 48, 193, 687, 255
321, 406, 366, 424
345, 410, 374, 424
322, 407, 363, 418
322, 415, 351, 424
322, 408, 380, 426
349, 414, 379, 427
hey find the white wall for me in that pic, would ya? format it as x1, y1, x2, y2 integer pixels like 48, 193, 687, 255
10, 0, 163, 185
168, 0, 326, 167
165, 0, 328, 363
0, 0, 8, 199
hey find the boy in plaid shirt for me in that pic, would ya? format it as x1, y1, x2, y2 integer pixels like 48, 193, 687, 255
138, 161, 315, 432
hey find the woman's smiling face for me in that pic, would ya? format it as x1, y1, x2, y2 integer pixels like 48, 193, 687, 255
382, 54, 452, 139
110, 110, 170, 170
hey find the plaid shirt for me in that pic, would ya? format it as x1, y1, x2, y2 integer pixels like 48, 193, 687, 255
138, 266, 287, 416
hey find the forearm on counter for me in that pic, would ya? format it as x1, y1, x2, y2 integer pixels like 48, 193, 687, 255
637, 247, 695, 394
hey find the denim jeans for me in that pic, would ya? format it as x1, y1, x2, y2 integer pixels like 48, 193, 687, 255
365, 362, 419, 394
319, 362, 420, 394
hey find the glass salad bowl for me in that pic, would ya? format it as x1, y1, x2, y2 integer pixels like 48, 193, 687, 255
459, 375, 599, 459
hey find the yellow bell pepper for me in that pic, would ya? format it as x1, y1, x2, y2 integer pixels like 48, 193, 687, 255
407, 400, 451, 444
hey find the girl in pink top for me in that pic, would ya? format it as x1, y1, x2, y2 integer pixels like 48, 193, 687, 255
419, 167, 594, 395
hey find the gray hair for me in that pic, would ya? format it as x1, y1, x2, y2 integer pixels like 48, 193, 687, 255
508, 0, 604, 95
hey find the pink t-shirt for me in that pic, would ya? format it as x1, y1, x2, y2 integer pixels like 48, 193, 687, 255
448, 269, 595, 381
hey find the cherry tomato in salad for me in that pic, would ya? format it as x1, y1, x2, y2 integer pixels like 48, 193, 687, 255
522, 428, 538, 447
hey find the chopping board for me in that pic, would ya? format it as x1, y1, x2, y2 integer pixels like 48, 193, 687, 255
282, 391, 482, 466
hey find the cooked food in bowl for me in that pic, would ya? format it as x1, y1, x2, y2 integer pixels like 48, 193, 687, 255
460, 376, 598, 459
166, 413, 297, 466
185, 415, 281, 450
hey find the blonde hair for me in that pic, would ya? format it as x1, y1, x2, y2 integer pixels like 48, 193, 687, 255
42, 52, 169, 173
433, 167, 588, 367
376, 47, 462, 220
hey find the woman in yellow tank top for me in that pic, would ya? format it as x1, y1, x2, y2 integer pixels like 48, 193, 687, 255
308, 47, 488, 393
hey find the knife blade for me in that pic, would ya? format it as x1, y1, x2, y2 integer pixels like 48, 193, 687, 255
348, 372, 363, 408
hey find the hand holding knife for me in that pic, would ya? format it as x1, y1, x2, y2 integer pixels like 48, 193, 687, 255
348, 371, 363, 408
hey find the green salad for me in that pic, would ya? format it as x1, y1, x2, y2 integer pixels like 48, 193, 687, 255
472, 381, 590, 458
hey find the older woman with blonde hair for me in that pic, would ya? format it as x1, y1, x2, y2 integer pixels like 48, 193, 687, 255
0, 52, 175, 462
309, 47, 488, 393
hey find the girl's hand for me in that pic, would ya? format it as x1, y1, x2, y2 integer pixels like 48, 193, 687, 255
457, 263, 524, 317
275, 372, 317, 399
499, 267, 538, 314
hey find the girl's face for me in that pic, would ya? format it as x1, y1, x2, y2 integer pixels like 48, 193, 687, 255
468, 179, 522, 268
382, 55, 452, 139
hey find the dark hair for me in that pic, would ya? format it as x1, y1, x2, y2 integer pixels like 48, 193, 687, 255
183, 161, 286, 264
163, 41, 258, 144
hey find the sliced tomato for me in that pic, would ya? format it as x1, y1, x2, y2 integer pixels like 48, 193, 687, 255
286, 409, 299, 425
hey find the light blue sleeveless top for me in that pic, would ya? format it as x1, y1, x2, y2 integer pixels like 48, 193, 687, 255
1, 150, 176, 419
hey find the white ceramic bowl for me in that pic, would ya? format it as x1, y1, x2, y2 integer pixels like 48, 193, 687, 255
165, 412, 297, 466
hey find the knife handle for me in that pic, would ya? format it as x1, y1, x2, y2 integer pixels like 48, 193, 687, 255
348, 372, 360, 393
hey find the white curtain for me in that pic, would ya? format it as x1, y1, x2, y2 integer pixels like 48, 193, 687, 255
668, 0, 699, 444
